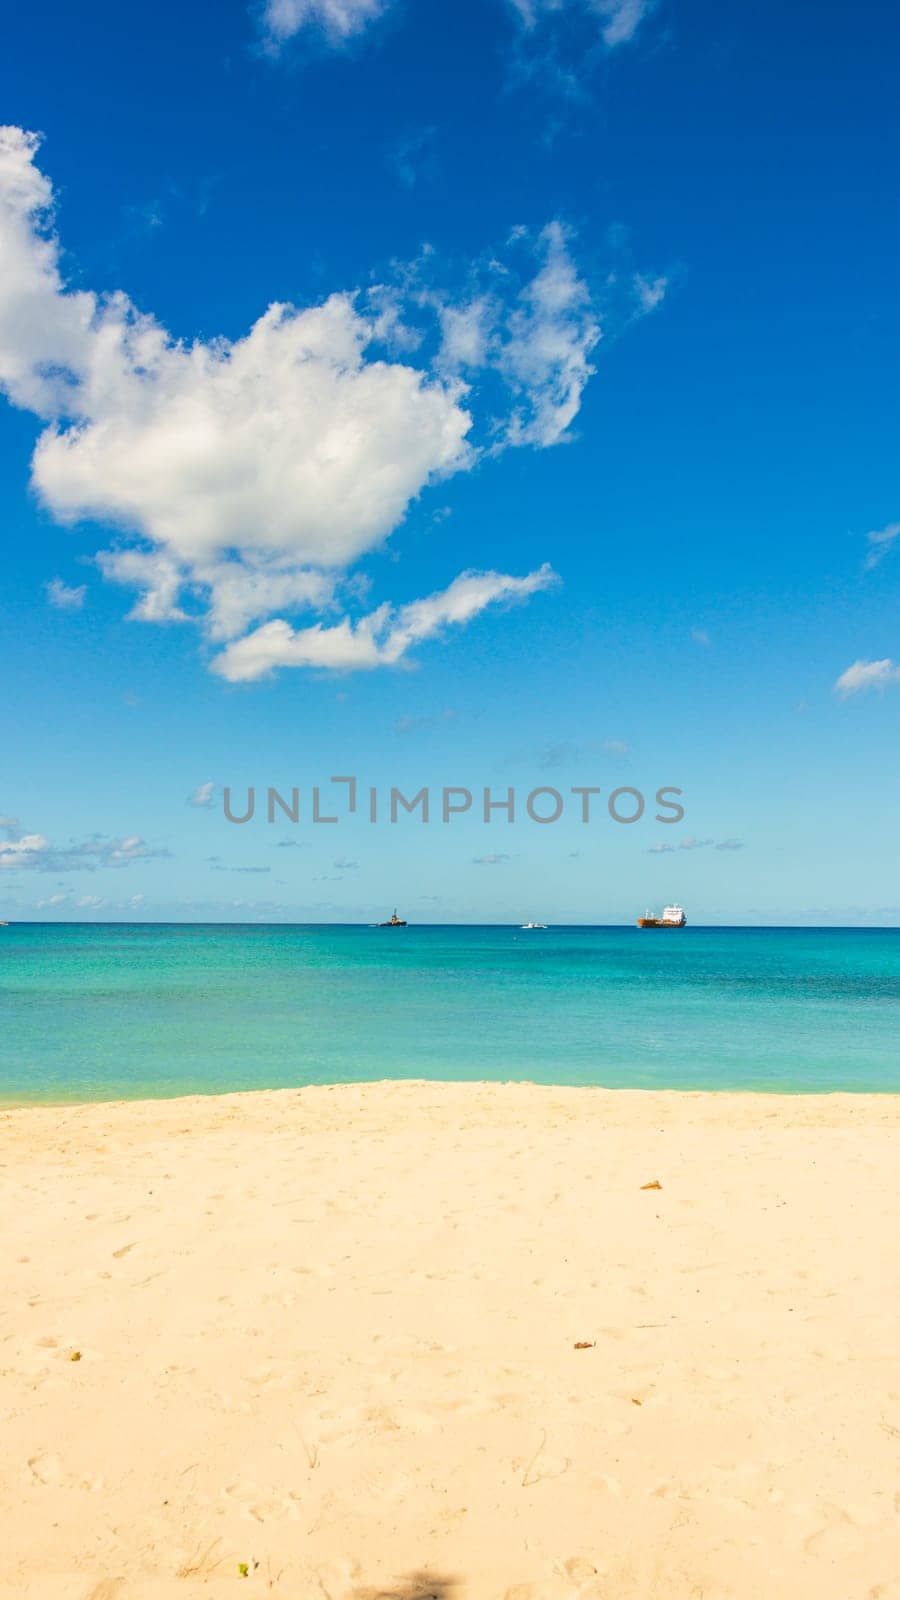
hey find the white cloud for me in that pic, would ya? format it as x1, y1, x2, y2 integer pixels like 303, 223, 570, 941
496, 222, 601, 447
834, 658, 900, 699
189, 781, 217, 808
0, 129, 660, 678
508, 0, 654, 47
212, 563, 557, 681
863, 520, 900, 571
434, 224, 661, 448
259, 0, 653, 53
262, 0, 386, 45
648, 836, 745, 854
594, 0, 653, 46
0, 820, 169, 872
0, 832, 50, 869
46, 576, 86, 609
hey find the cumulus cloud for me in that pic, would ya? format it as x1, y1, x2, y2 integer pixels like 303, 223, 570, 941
0, 133, 666, 681
0, 832, 50, 869
0, 821, 170, 872
0, 130, 643, 678
863, 520, 900, 571
46, 576, 86, 609
834, 658, 900, 699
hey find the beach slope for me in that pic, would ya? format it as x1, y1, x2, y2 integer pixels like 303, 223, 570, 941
2, 1081, 899, 1599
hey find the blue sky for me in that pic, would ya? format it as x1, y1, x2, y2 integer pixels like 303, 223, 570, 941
1, 0, 899, 924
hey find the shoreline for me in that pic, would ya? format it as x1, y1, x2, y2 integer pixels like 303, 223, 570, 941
4, 1076, 900, 1113
3, 1080, 899, 1598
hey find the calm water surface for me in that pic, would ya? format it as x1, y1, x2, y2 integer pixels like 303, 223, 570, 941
1, 923, 899, 1102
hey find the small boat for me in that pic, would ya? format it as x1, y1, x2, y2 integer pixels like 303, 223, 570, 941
520, 920, 547, 930
377, 909, 407, 927
638, 904, 686, 929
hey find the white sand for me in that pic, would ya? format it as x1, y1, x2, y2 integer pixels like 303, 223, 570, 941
2, 1081, 900, 1599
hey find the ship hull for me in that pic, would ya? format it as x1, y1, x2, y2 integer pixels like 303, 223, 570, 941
637, 917, 686, 928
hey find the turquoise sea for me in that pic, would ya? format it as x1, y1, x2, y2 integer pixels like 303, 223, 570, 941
1, 922, 899, 1103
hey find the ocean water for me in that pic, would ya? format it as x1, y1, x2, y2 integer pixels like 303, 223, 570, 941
1, 922, 899, 1103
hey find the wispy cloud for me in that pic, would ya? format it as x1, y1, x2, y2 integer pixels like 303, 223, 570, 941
510, 0, 655, 48
261, 0, 386, 47
648, 836, 745, 854
45, 577, 86, 610
472, 852, 511, 864
259, 0, 655, 55
388, 126, 437, 190
188, 780, 217, 808
395, 707, 459, 734
525, 735, 630, 768
862, 520, 900, 571
211, 565, 558, 682
834, 658, 900, 699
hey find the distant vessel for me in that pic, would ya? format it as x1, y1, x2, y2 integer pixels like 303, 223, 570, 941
638, 904, 686, 929
520, 921, 547, 930
378, 910, 407, 927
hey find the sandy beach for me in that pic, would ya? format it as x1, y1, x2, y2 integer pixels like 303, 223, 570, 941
2, 1081, 899, 1600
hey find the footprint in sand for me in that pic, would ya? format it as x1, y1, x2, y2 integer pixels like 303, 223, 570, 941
27, 1452, 64, 1486
804, 1501, 868, 1559
224, 1478, 303, 1523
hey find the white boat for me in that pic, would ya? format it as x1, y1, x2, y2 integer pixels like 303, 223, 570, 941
520, 920, 547, 930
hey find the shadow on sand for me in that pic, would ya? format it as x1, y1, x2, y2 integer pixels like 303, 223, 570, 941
353, 1573, 460, 1600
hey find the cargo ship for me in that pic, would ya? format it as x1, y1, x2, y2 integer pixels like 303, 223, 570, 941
377, 909, 407, 927
638, 903, 686, 929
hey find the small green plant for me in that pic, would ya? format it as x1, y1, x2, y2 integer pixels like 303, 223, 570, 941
238, 1563, 249, 1578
